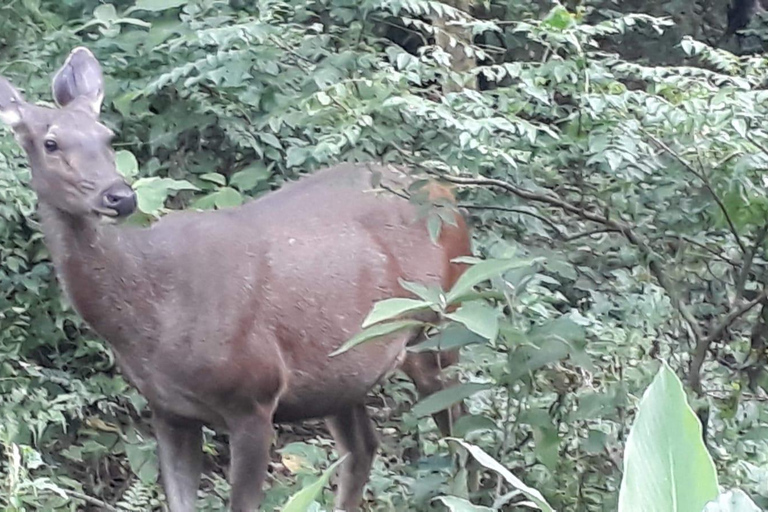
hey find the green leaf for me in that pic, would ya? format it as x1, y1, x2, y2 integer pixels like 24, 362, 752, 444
433, 496, 493, 512
214, 187, 243, 209
362, 298, 430, 328
427, 213, 442, 244
618, 363, 718, 512
409, 324, 485, 352
287, 147, 309, 168
449, 439, 555, 512
446, 258, 534, 303
230, 164, 271, 192
330, 320, 424, 357
133, 177, 199, 215
446, 301, 499, 342
703, 490, 761, 512
452, 414, 500, 437
94, 4, 118, 22
280, 455, 347, 512
398, 279, 444, 305
199, 172, 226, 186
412, 382, 489, 418
133, 0, 187, 11
115, 150, 138, 179
259, 132, 282, 149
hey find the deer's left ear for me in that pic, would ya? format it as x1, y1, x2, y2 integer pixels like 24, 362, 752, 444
0, 76, 26, 128
52, 47, 104, 116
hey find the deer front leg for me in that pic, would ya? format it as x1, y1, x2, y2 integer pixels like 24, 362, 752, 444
152, 412, 203, 512
228, 404, 276, 512
326, 404, 379, 511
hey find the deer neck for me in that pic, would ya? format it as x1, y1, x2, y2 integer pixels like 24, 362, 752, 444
38, 203, 155, 351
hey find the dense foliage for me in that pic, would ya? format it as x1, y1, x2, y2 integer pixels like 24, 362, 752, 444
2, 0, 768, 510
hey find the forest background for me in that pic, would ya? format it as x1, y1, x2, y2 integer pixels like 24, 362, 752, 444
2, 0, 768, 510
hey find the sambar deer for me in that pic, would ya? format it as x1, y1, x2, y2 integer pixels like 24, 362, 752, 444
0, 48, 471, 511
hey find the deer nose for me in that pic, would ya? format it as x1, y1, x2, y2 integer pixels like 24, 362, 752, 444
101, 183, 137, 218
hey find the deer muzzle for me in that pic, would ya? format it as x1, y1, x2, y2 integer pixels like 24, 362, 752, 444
100, 182, 136, 218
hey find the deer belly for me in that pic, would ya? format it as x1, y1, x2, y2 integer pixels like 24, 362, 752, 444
273, 333, 410, 422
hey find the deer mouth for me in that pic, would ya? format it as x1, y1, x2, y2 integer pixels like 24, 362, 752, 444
92, 206, 120, 218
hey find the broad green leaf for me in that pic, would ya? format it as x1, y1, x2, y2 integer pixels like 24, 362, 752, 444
214, 187, 243, 209
446, 301, 499, 342
115, 150, 138, 179
434, 496, 493, 512
412, 382, 489, 418
230, 164, 271, 192
618, 363, 718, 512
446, 258, 534, 303
133, 0, 187, 11
399, 278, 444, 305
449, 439, 555, 512
280, 455, 347, 512
703, 490, 761, 512
362, 298, 430, 328
133, 177, 199, 215
330, 320, 424, 357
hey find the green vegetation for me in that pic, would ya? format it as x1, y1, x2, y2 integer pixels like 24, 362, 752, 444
2, 0, 768, 510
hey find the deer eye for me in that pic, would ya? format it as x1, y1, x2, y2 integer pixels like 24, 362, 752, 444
44, 139, 59, 153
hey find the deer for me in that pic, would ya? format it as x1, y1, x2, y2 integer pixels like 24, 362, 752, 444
0, 47, 471, 511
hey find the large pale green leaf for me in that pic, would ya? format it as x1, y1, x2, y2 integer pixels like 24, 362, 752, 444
449, 439, 555, 512
280, 455, 347, 512
362, 298, 431, 328
618, 363, 718, 512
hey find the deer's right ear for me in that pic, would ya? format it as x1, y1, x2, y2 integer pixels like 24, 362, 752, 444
52, 47, 104, 116
0, 77, 26, 128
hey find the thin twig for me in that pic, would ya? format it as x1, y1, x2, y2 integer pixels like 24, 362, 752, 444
642, 130, 746, 254
459, 203, 563, 235
562, 228, 621, 242
64, 489, 121, 512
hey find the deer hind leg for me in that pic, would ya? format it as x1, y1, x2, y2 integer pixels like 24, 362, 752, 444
227, 403, 276, 512
401, 349, 465, 436
152, 412, 203, 512
326, 404, 379, 511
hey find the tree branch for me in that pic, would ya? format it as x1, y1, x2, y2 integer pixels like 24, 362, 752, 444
689, 289, 768, 393
735, 221, 768, 302
395, 153, 706, 347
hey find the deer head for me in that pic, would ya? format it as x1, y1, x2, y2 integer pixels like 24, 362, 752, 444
0, 47, 136, 219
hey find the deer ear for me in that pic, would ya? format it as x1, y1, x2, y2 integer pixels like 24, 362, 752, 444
52, 47, 104, 116
0, 77, 26, 128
